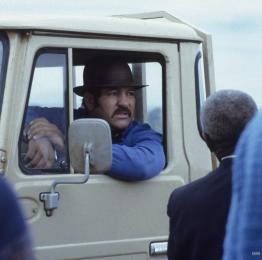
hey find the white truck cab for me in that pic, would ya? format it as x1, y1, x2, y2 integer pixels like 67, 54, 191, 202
0, 10, 215, 259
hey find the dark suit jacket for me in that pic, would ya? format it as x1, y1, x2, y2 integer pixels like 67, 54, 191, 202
167, 158, 232, 260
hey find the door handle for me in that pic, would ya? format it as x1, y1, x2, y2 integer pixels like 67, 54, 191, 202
150, 241, 168, 256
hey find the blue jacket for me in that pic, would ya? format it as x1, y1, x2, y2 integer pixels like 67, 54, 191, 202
26, 106, 165, 181
223, 110, 262, 260
109, 120, 165, 181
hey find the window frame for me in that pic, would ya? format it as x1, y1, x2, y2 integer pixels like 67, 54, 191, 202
194, 48, 207, 136
19, 46, 167, 175
19, 47, 69, 175
0, 32, 9, 117
72, 48, 167, 168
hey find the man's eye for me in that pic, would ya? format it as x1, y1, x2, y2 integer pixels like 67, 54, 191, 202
128, 91, 135, 96
108, 90, 118, 96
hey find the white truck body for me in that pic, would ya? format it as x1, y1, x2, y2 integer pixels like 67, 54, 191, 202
0, 10, 215, 259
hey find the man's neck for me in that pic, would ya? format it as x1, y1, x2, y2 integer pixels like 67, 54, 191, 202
111, 122, 133, 142
111, 127, 125, 142
215, 147, 236, 161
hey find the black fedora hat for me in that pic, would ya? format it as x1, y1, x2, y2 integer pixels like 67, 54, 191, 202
73, 59, 148, 97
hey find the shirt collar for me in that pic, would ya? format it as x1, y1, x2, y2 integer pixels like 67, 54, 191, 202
220, 154, 236, 161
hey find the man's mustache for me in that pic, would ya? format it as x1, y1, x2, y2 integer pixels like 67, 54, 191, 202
112, 107, 131, 118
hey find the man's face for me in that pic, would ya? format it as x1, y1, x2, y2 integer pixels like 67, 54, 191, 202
86, 87, 136, 131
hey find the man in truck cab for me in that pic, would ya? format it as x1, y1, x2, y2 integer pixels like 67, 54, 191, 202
24, 58, 165, 181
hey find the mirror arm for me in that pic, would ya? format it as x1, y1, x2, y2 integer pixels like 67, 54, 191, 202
50, 151, 90, 193
40, 150, 90, 217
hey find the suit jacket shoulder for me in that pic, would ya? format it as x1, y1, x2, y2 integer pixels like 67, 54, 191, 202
168, 159, 232, 217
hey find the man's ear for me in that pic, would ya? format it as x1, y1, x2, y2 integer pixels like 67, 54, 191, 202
83, 92, 95, 111
201, 132, 207, 142
202, 132, 215, 152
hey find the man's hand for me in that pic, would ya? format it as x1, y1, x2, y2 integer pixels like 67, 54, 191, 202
25, 138, 55, 168
27, 118, 65, 151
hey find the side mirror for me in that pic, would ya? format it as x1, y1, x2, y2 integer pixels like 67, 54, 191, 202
69, 118, 112, 174
40, 119, 112, 217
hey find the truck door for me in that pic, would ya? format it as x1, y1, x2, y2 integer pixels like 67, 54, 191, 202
5, 32, 189, 259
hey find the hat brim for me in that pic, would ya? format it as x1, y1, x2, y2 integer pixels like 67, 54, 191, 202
73, 83, 148, 97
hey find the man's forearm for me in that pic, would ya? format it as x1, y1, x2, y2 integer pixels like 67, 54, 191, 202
107, 142, 165, 181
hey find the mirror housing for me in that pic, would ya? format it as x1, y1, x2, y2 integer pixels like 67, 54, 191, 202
40, 119, 112, 217
69, 119, 112, 174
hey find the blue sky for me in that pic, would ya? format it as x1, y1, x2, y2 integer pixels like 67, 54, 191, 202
2, 0, 262, 106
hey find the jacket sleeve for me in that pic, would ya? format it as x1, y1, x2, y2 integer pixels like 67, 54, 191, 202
107, 128, 165, 181
223, 111, 262, 260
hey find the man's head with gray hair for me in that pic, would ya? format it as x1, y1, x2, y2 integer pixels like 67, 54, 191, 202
200, 89, 257, 159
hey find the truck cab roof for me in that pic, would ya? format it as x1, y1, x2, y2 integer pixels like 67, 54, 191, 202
0, 10, 201, 42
